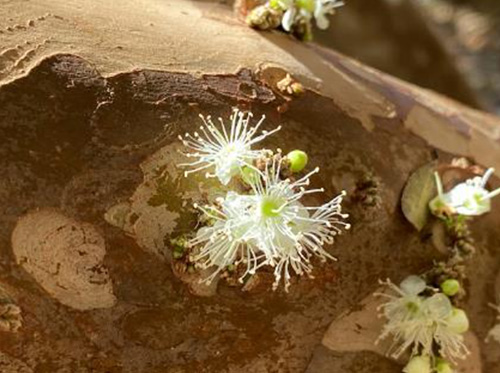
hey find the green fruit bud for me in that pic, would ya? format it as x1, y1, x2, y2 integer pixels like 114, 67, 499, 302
269, 0, 282, 9
445, 308, 469, 334
290, 82, 304, 95
287, 150, 308, 173
435, 358, 453, 373
441, 279, 460, 296
403, 355, 432, 373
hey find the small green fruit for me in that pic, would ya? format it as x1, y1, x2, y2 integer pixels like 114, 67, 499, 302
287, 150, 308, 173
435, 358, 453, 373
290, 82, 304, 95
445, 308, 469, 334
441, 279, 460, 296
403, 355, 432, 373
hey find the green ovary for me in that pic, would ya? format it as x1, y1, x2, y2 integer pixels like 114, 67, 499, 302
261, 197, 285, 218
406, 301, 419, 314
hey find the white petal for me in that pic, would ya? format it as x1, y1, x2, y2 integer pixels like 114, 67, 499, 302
455, 200, 491, 216
445, 183, 491, 216
315, 13, 330, 29
400, 275, 426, 296
282, 8, 296, 31
424, 293, 453, 319
445, 308, 469, 334
215, 167, 233, 185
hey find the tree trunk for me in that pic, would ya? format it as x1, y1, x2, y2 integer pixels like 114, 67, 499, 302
0, 0, 499, 372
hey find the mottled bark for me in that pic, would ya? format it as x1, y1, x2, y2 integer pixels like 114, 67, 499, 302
0, 1, 499, 372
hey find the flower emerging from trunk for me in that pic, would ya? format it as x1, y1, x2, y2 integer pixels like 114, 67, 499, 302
430, 168, 500, 217
190, 157, 350, 291
188, 192, 267, 285
274, 0, 344, 32
377, 276, 469, 362
178, 109, 281, 185
242, 157, 350, 290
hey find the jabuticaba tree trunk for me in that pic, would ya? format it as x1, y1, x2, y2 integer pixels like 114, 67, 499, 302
0, 1, 499, 372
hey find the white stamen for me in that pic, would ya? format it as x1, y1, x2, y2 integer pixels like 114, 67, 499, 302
178, 109, 280, 185
190, 158, 349, 291
377, 276, 469, 362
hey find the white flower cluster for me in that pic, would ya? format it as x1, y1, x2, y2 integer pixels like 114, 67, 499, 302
273, 0, 344, 32
430, 168, 500, 218
377, 276, 469, 368
246, 0, 344, 41
179, 109, 350, 291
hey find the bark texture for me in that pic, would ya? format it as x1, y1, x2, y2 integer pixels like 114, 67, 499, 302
0, 0, 499, 372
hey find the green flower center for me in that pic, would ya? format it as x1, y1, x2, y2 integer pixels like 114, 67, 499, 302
261, 197, 285, 218
406, 301, 419, 315
474, 193, 486, 205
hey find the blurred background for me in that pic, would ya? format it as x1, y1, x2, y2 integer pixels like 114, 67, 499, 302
311, 0, 500, 115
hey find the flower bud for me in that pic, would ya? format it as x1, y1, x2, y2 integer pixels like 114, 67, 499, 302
246, 5, 282, 30
290, 82, 304, 95
441, 279, 460, 297
445, 308, 469, 334
287, 150, 308, 173
435, 358, 453, 373
403, 355, 432, 373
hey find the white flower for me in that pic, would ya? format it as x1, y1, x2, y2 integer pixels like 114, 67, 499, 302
278, 0, 344, 32
314, 0, 344, 30
430, 168, 500, 217
277, 0, 296, 31
241, 158, 350, 290
377, 276, 469, 361
178, 109, 281, 185
189, 192, 268, 285
190, 157, 350, 290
